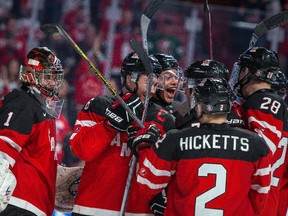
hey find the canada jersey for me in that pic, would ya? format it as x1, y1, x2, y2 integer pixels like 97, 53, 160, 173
137, 123, 271, 216
240, 89, 288, 216
71, 95, 175, 215
0, 88, 58, 216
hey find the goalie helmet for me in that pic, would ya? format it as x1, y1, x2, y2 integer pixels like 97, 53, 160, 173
20, 47, 64, 97
194, 78, 232, 115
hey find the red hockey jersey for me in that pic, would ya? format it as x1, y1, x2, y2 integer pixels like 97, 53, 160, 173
70, 95, 175, 215
240, 89, 288, 216
0, 88, 58, 216
137, 123, 271, 216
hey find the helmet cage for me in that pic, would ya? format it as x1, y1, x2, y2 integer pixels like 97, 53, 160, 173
20, 62, 64, 97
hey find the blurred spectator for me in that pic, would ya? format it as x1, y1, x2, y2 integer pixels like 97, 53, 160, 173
149, 16, 184, 60
0, 65, 10, 98
72, 33, 106, 112
6, 58, 21, 90
110, 9, 138, 75
57, 79, 81, 167
0, 16, 27, 65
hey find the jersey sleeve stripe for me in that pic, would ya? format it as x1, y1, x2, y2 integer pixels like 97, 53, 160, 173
248, 116, 282, 138
254, 165, 271, 176
256, 129, 277, 154
0, 151, 16, 166
137, 174, 168, 190
75, 120, 97, 127
250, 184, 270, 194
143, 158, 173, 177
0, 136, 22, 152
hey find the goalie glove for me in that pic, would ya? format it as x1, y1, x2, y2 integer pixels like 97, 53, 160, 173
129, 124, 160, 157
105, 93, 143, 132
0, 158, 17, 212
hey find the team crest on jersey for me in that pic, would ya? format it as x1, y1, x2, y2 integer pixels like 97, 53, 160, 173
206, 104, 213, 112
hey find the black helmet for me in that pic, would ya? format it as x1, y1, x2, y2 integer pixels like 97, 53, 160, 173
183, 59, 229, 90
237, 47, 279, 83
185, 59, 229, 80
120, 52, 139, 85
194, 78, 232, 115
272, 70, 288, 97
131, 55, 162, 82
151, 53, 179, 70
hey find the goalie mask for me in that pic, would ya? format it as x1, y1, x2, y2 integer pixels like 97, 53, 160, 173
20, 47, 64, 97
20, 47, 64, 118
229, 47, 280, 98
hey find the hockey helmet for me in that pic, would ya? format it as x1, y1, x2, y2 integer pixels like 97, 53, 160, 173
183, 59, 229, 89
120, 52, 139, 85
151, 53, 179, 70
229, 47, 280, 96
272, 70, 288, 98
20, 47, 64, 97
194, 78, 232, 115
130, 55, 162, 82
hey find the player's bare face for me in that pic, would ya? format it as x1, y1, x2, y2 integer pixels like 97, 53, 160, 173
159, 69, 179, 104
137, 75, 158, 103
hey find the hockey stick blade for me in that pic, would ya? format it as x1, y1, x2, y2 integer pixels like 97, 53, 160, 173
40, 24, 144, 128
129, 38, 153, 122
141, 0, 165, 52
248, 11, 288, 49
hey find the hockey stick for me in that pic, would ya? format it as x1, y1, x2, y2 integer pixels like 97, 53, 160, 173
141, 0, 165, 52
119, 38, 155, 215
141, 0, 165, 131
248, 11, 288, 50
40, 24, 144, 129
203, 0, 213, 59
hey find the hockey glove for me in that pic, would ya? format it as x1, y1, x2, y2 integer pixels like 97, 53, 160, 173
130, 124, 160, 157
0, 158, 17, 212
149, 188, 167, 215
105, 93, 143, 132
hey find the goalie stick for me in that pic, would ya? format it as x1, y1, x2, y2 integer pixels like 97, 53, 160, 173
248, 11, 288, 50
40, 24, 144, 129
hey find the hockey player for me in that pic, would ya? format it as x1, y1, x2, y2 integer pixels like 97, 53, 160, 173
133, 76, 271, 215
229, 46, 288, 216
174, 59, 245, 129
70, 52, 175, 215
150, 53, 183, 114
0, 47, 64, 216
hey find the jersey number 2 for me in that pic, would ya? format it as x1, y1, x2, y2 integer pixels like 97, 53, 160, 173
195, 163, 226, 216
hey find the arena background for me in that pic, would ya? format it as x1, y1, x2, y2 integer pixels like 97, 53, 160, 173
0, 0, 287, 215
